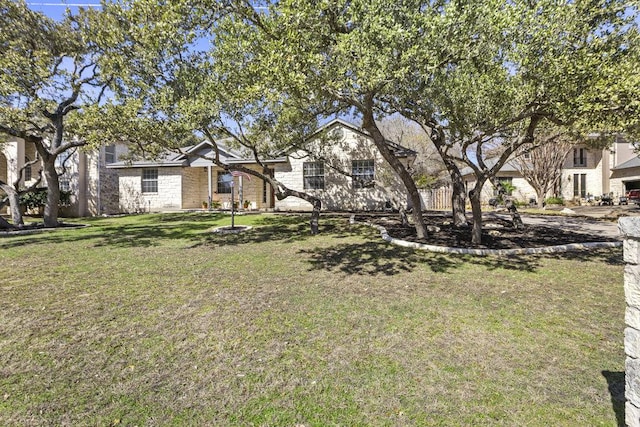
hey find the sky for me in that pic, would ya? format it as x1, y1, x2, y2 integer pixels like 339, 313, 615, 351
26, 1, 103, 20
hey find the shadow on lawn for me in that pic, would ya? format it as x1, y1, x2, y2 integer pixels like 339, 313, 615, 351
300, 242, 624, 276
602, 370, 625, 427
300, 241, 545, 275
0, 214, 229, 249
194, 218, 359, 248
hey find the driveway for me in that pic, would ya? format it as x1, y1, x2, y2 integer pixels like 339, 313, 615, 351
518, 215, 621, 238
490, 208, 628, 239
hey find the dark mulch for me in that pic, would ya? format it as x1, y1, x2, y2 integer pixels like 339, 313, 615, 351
355, 213, 620, 250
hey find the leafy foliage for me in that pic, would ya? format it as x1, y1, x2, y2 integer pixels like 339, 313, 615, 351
19, 188, 71, 210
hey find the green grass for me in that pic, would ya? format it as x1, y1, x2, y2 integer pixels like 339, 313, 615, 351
0, 212, 626, 426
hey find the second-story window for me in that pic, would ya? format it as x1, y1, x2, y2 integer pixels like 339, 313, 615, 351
105, 145, 117, 164
573, 148, 586, 167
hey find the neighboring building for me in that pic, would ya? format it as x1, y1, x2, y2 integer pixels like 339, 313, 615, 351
461, 136, 640, 204
460, 159, 539, 204
107, 119, 417, 213
0, 137, 120, 216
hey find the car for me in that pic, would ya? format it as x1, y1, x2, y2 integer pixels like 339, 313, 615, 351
627, 190, 640, 204
619, 196, 629, 205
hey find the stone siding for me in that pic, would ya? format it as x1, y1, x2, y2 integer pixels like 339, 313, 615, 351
273, 126, 407, 211
181, 167, 208, 209
560, 147, 604, 201
619, 217, 640, 427
119, 167, 183, 213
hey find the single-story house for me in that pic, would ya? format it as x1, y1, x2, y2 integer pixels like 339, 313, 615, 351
106, 119, 417, 213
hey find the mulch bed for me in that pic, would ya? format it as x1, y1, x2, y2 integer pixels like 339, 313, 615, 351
354, 213, 620, 250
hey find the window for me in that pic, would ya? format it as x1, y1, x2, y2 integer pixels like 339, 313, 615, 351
142, 168, 158, 193
105, 145, 116, 164
59, 176, 71, 192
573, 173, 587, 198
352, 159, 375, 189
23, 156, 32, 181
573, 148, 587, 167
217, 172, 233, 194
303, 162, 325, 190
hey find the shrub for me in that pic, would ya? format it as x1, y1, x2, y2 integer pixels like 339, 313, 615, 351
20, 188, 71, 210
545, 197, 564, 206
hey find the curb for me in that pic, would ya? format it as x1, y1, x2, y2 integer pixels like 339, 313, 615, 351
349, 215, 622, 256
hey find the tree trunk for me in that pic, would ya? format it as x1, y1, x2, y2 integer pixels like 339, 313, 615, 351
310, 198, 321, 235
450, 172, 468, 227
362, 112, 427, 239
0, 183, 24, 228
536, 188, 545, 209
274, 186, 322, 235
469, 188, 484, 245
438, 153, 468, 227
0, 215, 13, 230
41, 160, 60, 227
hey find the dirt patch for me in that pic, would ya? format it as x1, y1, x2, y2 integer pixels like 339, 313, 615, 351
355, 213, 620, 250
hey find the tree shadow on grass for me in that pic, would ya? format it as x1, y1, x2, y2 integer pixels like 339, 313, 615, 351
602, 370, 625, 427
551, 247, 625, 266
299, 241, 460, 275
0, 216, 225, 249
299, 240, 549, 275
298, 240, 625, 276
192, 219, 361, 248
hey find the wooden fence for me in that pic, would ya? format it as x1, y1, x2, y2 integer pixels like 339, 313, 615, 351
419, 187, 452, 211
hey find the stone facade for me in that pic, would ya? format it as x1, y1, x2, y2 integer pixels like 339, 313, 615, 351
619, 217, 640, 427
559, 146, 606, 201
118, 167, 183, 213
274, 125, 408, 211
1, 138, 121, 217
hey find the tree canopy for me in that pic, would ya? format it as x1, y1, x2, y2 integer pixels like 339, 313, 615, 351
0, 0, 111, 226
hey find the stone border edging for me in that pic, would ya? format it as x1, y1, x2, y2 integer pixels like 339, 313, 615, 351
350, 215, 622, 256
0, 223, 90, 236
211, 225, 253, 234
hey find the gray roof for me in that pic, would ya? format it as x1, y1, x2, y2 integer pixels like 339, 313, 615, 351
106, 119, 415, 169
612, 156, 640, 171
459, 158, 520, 176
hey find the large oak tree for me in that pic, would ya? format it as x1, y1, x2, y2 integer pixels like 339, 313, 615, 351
0, 0, 110, 227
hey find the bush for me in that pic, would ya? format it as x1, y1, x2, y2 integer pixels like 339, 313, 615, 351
545, 197, 564, 206
20, 188, 71, 210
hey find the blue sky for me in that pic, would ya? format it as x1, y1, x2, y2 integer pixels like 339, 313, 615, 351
26, 1, 102, 20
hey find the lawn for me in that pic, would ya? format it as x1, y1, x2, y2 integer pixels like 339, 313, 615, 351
0, 213, 626, 426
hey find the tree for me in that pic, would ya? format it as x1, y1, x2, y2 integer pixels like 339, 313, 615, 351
0, 157, 41, 229
210, 0, 446, 239
402, 0, 639, 244
513, 128, 575, 209
0, 1, 109, 227
80, 1, 327, 233
377, 115, 448, 190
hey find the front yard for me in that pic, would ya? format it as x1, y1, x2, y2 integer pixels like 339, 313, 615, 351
0, 213, 626, 426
